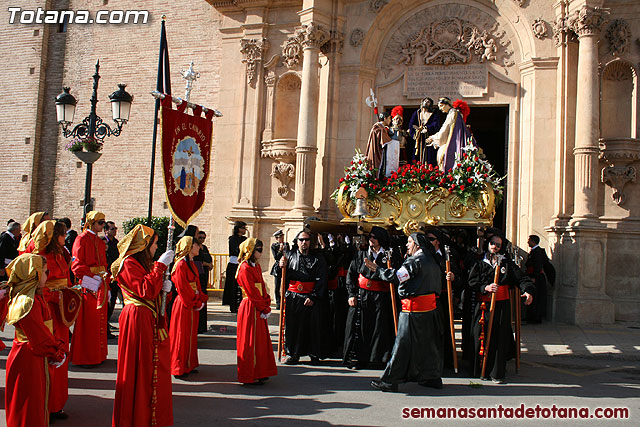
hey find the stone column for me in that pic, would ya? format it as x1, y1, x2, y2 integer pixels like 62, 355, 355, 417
290, 23, 329, 215
570, 5, 606, 225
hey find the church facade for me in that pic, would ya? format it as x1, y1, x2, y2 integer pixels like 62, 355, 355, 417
2, 0, 639, 324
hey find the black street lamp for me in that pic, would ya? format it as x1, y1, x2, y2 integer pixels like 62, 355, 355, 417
55, 60, 133, 222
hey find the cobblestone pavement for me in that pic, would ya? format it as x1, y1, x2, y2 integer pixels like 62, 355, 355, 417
1, 301, 638, 426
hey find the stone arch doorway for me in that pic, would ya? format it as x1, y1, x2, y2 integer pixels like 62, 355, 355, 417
361, 0, 532, 235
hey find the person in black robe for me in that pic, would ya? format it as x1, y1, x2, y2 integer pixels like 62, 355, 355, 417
0, 221, 20, 279
269, 230, 289, 307
423, 226, 462, 371
327, 234, 353, 359
194, 231, 213, 333
468, 231, 534, 383
343, 227, 400, 369
222, 221, 248, 313
369, 232, 444, 392
525, 234, 548, 324
279, 230, 328, 364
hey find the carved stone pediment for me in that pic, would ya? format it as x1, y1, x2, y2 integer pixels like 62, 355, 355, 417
381, 4, 515, 78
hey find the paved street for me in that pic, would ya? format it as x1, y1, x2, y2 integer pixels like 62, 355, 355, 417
1, 301, 639, 426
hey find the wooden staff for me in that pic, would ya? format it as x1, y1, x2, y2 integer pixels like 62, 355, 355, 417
277, 257, 287, 362
444, 245, 458, 374
386, 249, 398, 335
515, 287, 522, 373
481, 255, 504, 379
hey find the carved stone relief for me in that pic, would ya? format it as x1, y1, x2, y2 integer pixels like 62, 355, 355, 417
272, 162, 296, 197
281, 37, 303, 69
602, 61, 633, 82
380, 4, 516, 78
321, 30, 345, 55
606, 19, 631, 56
599, 138, 640, 206
531, 18, 548, 40
602, 166, 636, 205
370, 0, 389, 13
240, 38, 268, 86
350, 29, 364, 48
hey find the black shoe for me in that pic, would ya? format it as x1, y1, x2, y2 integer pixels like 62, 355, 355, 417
371, 379, 398, 392
50, 410, 68, 420
419, 378, 443, 389
174, 373, 189, 379
284, 356, 299, 365
345, 360, 359, 370
258, 377, 270, 382
309, 357, 321, 365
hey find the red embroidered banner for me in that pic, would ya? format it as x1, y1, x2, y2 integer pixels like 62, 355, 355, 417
161, 96, 213, 228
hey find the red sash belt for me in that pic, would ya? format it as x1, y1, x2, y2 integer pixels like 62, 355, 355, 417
337, 267, 347, 277
288, 280, 315, 294
358, 274, 390, 292
480, 285, 510, 302
328, 278, 338, 290
401, 294, 437, 312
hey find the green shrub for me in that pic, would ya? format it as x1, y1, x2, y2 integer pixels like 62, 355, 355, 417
121, 216, 184, 257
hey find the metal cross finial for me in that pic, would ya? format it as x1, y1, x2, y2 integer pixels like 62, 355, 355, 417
181, 61, 200, 102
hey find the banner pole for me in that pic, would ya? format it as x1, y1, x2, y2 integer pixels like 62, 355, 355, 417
148, 16, 171, 226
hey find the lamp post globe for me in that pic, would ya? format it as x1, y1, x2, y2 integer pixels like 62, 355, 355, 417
55, 87, 77, 124
109, 83, 134, 123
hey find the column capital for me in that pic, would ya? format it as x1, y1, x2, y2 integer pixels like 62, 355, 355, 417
569, 6, 608, 37
295, 22, 329, 50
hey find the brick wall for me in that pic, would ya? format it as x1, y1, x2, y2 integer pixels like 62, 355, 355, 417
1, 1, 223, 243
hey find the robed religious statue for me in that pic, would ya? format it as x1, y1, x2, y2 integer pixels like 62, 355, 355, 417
365, 112, 395, 179
425, 97, 476, 171
408, 97, 444, 165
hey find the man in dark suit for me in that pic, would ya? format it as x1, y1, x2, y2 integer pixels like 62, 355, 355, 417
0, 220, 21, 279
270, 230, 289, 307
61, 217, 78, 254
525, 235, 548, 323
102, 221, 120, 339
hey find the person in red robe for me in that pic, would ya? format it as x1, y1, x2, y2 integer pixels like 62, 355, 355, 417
2, 253, 66, 427
236, 237, 277, 384
111, 224, 175, 427
32, 220, 76, 421
170, 236, 208, 377
17, 211, 50, 254
70, 211, 110, 367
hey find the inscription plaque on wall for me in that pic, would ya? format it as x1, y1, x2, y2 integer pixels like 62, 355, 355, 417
403, 64, 488, 99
